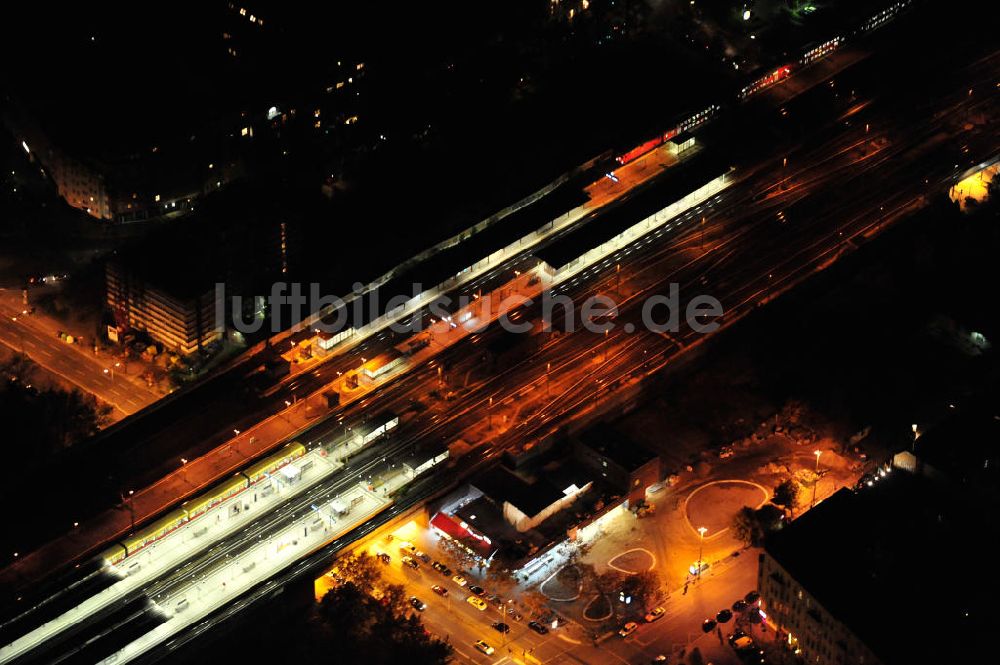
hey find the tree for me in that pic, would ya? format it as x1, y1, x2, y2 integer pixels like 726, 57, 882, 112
437, 536, 479, 573
520, 590, 550, 619
619, 570, 665, 611
486, 539, 529, 591
1, 363, 113, 468
317, 581, 451, 664
315, 560, 452, 665
732, 506, 763, 546
1, 353, 35, 384
336, 551, 383, 592
772, 479, 801, 517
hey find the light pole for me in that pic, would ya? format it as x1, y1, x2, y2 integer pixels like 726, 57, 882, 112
697, 526, 707, 580
121, 489, 135, 533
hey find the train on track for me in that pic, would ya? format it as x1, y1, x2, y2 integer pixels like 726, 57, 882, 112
100, 442, 307, 566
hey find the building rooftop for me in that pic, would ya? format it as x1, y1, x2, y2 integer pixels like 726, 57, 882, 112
429, 512, 496, 558
453, 497, 520, 548
534, 151, 725, 272
579, 422, 657, 472
910, 401, 1000, 491
765, 471, 994, 663
471, 466, 570, 518
399, 440, 448, 471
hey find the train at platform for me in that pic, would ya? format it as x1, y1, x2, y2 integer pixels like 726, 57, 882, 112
100, 442, 306, 566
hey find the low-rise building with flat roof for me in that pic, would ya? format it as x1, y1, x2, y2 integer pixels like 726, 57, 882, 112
470, 466, 591, 533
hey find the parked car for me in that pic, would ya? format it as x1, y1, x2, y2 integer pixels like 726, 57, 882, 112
467, 596, 488, 611
618, 622, 638, 638
491, 622, 510, 634
644, 607, 665, 622
452, 574, 468, 587
376, 552, 391, 565
409, 597, 426, 611
527, 621, 549, 635
474, 640, 495, 656
717, 609, 733, 623
431, 584, 448, 597
401, 556, 419, 570
469, 585, 486, 596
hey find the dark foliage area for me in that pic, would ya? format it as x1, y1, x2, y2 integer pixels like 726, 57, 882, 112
0, 354, 112, 466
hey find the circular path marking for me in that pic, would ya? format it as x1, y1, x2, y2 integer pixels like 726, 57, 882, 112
539, 564, 582, 601
683, 479, 769, 539
607, 547, 656, 574
583, 593, 613, 622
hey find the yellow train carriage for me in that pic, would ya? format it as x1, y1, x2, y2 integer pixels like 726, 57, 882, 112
100, 543, 127, 566
182, 475, 249, 520
242, 442, 306, 484
121, 508, 188, 554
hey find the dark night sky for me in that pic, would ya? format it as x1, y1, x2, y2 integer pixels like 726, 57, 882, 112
1, 2, 537, 156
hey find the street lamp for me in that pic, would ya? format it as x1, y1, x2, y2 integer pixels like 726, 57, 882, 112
123, 489, 135, 532
697, 526, 708, 580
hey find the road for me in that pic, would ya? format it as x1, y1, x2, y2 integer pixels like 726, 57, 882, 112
0, 294, 160, 416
